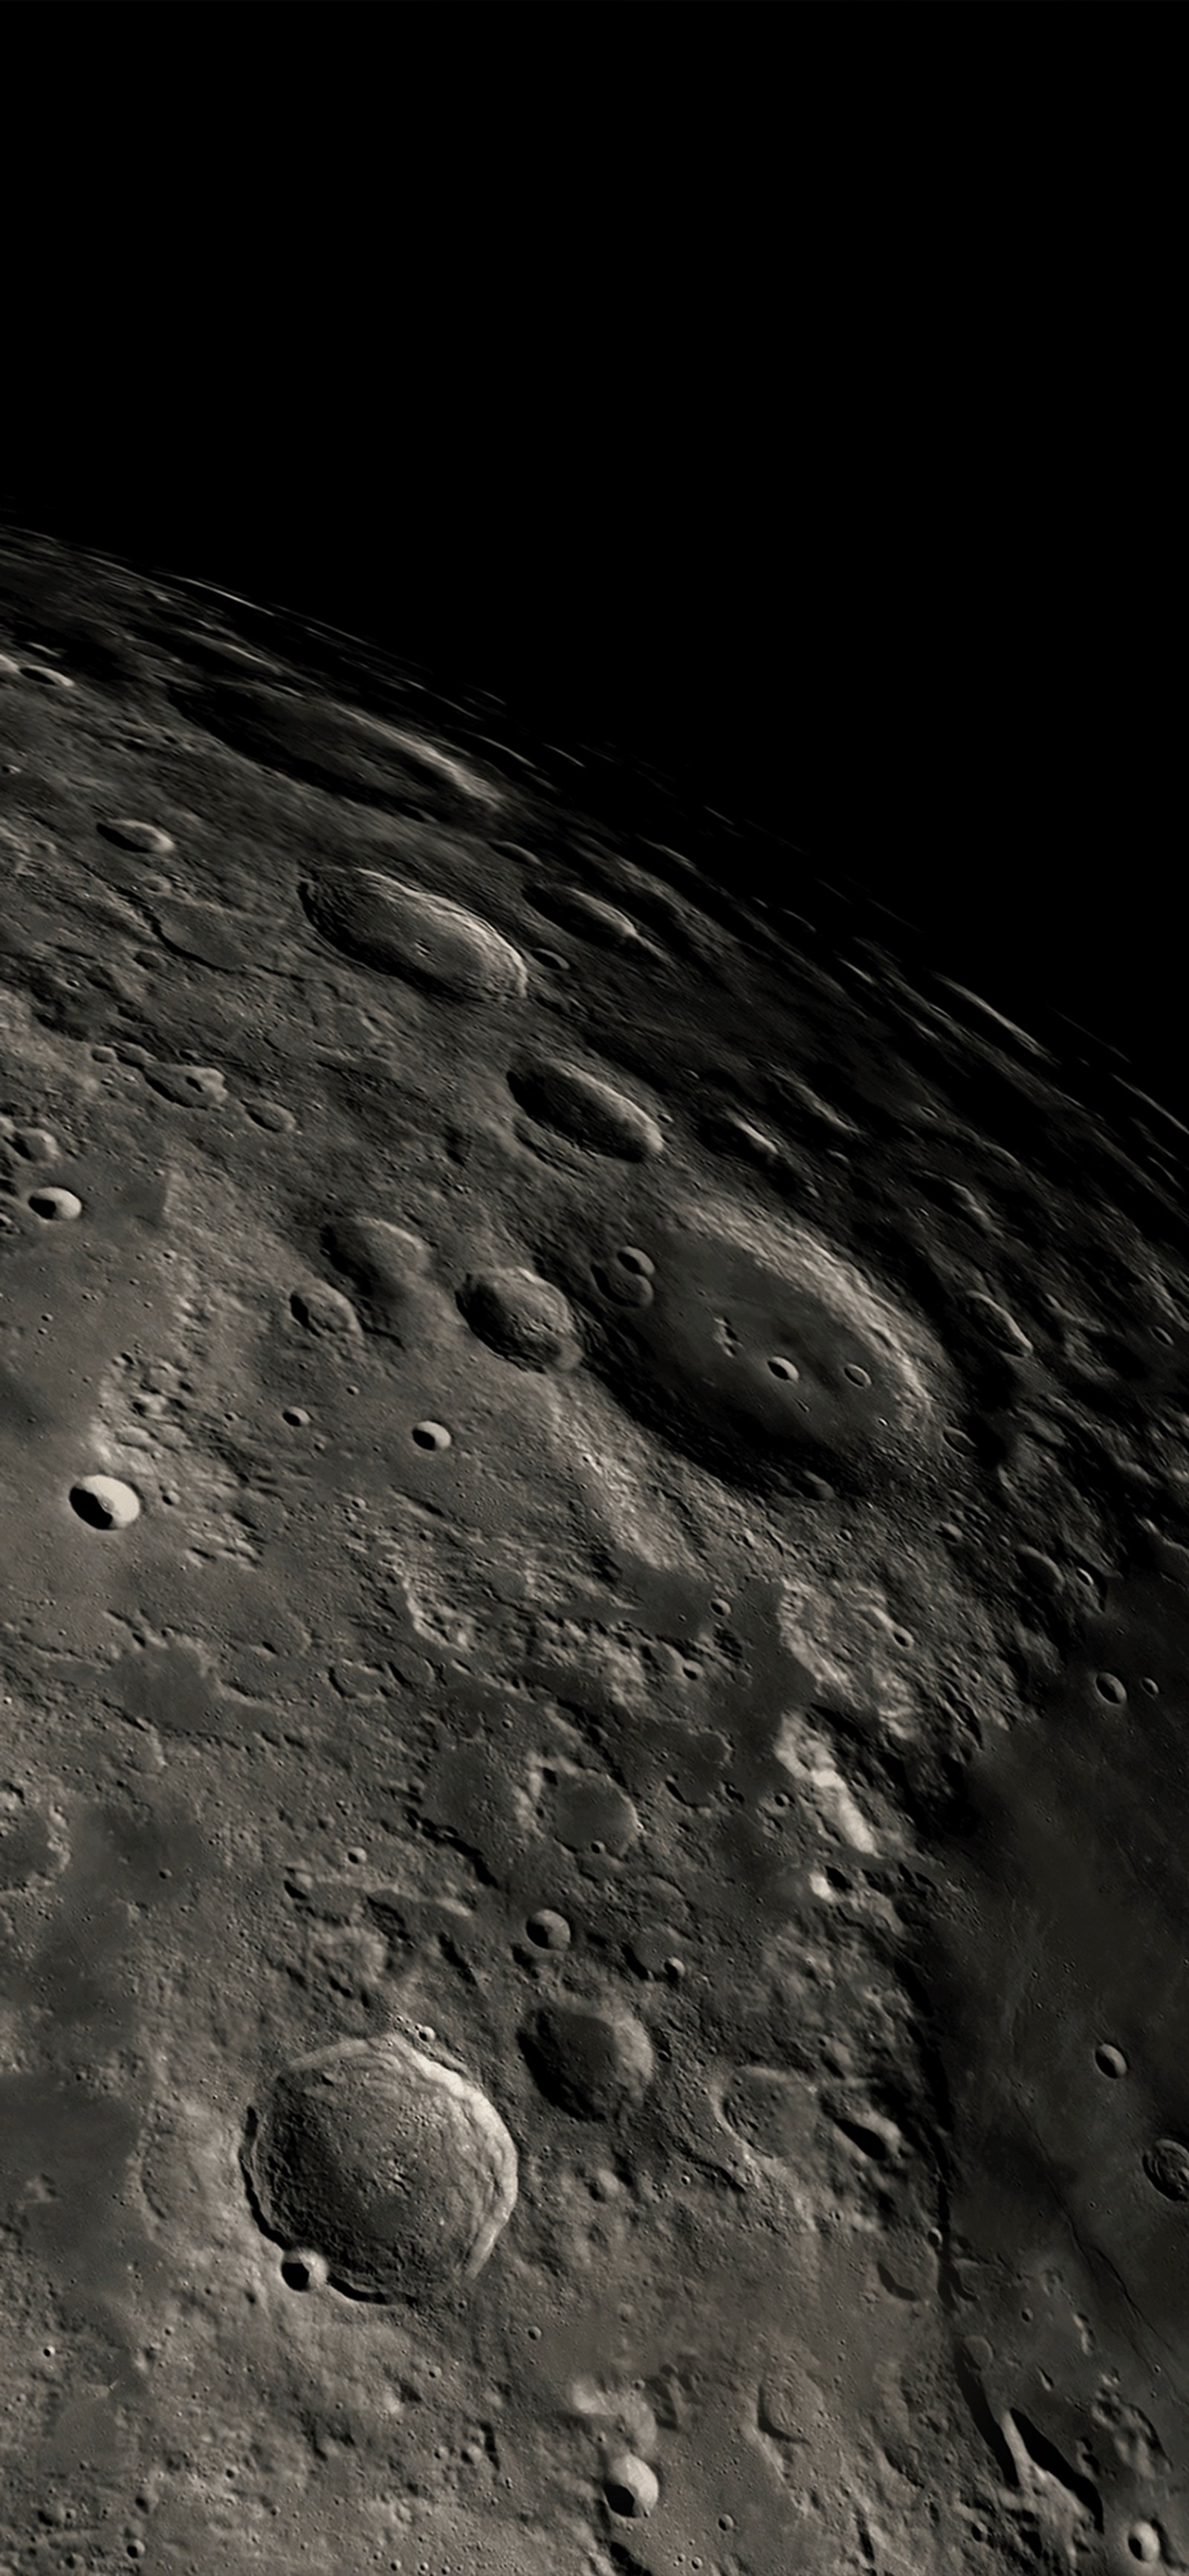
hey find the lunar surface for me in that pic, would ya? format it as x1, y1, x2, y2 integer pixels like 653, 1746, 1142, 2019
1, 526, 1188, 2575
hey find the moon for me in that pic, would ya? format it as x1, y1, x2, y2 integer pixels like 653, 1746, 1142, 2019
1, 523, 1188, 2575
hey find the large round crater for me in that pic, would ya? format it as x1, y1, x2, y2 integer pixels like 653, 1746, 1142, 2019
243, 2027, 518, 2302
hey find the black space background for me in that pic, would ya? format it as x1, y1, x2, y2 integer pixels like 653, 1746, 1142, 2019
2, 18, 1181, 1133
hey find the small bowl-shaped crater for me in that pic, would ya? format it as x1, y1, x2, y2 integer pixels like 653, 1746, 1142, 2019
1126, 2521, 1162, 2565
592, 1245, 655, 1310
69, 1475, 141, 1530
411, 1420, 452, 1451
280, 2247, 329, 2292
98, 818, 178, 856
27, 1187, 82, 1221
1143, 2136, 1189, 2202
604, 2454, 659, 2519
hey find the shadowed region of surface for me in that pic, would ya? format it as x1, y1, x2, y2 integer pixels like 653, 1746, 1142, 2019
178, 678, 499, 821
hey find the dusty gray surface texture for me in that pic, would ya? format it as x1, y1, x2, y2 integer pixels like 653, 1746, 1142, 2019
1, 529, 1188, 2576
